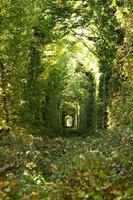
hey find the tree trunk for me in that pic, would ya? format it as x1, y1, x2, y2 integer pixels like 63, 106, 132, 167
0, 61, 9, 125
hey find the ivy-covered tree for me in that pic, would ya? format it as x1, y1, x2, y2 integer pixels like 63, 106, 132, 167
107, 0, 133, 130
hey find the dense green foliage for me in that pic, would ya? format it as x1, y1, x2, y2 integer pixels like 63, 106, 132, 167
1, 0, 132, 132
0, 0, 133, 199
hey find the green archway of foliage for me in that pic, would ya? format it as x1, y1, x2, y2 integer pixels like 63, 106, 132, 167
1, 0, 133, 134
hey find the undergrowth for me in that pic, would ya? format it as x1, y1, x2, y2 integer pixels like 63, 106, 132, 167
0, 129, 133, 200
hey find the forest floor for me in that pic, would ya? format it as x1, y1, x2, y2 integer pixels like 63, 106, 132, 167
0, 129, 133, 200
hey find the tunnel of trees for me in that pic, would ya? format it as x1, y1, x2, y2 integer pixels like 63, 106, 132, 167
1, 0, 132, 135
0, 0, 133, 199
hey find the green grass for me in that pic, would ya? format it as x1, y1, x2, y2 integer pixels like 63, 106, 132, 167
0, 129, 133, 200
